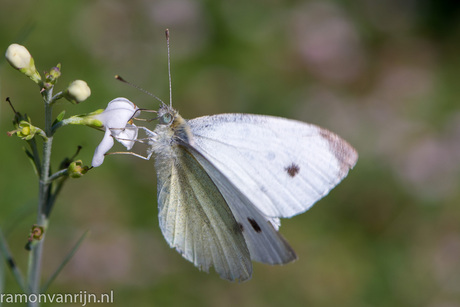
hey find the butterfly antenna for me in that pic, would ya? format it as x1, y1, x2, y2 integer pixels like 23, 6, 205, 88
166, 29, 172, 108
115, 75, 167, 108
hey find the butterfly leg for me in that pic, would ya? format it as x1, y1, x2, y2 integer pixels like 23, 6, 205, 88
106, 126, 156, 160
137, 126, 156, 137
105, 150, 154, 161
133, 109, 160, 122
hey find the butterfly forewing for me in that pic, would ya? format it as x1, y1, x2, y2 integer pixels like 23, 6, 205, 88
155, 145, 252, 281
188, 114, 358, 219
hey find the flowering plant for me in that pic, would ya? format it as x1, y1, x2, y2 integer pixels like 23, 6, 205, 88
1, 44, 139, 307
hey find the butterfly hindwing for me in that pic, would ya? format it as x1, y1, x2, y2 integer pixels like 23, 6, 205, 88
155, 144, 252, 281
182, 143, 298, 265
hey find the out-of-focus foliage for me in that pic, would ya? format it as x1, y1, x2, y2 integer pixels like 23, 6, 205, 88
1, 0, 460, 306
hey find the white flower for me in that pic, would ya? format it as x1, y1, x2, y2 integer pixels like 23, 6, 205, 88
65, 80, 91, 103
5, 43, 41, 83
92, 128, 115, 167
91, 98, 139, 167
115, 123, 138, 150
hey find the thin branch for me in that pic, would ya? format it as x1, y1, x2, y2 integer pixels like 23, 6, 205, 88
49, 91, 63, 105
47, 169, 68, 183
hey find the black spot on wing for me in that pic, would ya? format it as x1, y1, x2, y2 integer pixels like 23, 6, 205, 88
233, 221, 244, 235
248, 218, 262, 233
285, 163, 300, 177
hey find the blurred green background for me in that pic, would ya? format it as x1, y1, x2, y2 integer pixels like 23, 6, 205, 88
1, 0, 460, 306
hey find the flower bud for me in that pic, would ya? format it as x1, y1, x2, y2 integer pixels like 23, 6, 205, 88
5, 44, 42, 84
44, 64, 61, 89
68, 160, 89, 178
59, 109, 104, 129
48, 64, 61, 80
64, 80, 91, 104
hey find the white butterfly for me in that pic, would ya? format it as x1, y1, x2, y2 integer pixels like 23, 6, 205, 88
93, 98, 358, 282
93, 30, 358, 282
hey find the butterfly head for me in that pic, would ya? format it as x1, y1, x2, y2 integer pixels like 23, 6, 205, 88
157, 104, 178, 126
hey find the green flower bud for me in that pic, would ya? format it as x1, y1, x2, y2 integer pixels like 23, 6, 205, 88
64, 80, 91, 104
5, 44, 42, 84
49, 64, 61, 79
59, 109, 105, 129
44, 64, 61, 89
68, 160, 89, 178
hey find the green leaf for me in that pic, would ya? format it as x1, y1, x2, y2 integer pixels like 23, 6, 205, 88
23, 147, 39, 176
41, 230, 90, 293
52, 110, 66, 126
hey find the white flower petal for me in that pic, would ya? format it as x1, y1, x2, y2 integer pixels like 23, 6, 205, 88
92, 128, 114, 167
94, 98, 139, 131
91, 98, 141, 167
115, 124, 138, 150
104, 97, 137, 111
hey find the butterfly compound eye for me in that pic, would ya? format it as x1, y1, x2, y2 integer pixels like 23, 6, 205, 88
159, 113, 173, 125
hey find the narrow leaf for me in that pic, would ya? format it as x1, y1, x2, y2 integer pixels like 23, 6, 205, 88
23, 147, 39, 176
0, 229, 27, 293
41, 230, 90, 293
52, 110, 66, 126
26, 138, 41, 176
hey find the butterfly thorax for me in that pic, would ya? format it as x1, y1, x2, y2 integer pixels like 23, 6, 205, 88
151, 109, 196, 199
151, 110, 193, 162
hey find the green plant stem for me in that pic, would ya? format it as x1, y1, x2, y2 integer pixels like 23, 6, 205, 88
27, 88, 54, 307
49, 91, 63, 105
47, 169, 68, 183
